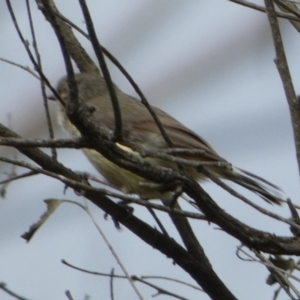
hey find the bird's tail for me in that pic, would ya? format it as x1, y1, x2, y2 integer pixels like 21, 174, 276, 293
225, 167, 285, 205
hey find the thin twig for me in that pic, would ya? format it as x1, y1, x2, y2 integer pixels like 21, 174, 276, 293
62, 260, 194, 300
254, 250, 300, 299
5, 0, 60, 100
229, 0, 300, 21
65, 290, 74, 300
78, 0, 122, 141
264, 0, 300, 176
275, 0, 300, 32
0, 115, 19, 197
236, 245, 259, 262
62, 259, 126, 278
0, 137, 87, 148
110, 268, 115, 300
83, 199, 144, 300
275, 0, 300, 18
132, 276, 189, 300
140, 276, 204, 292
0, 57, 40, 79
0, 283, 31, 300
0, 170, 37, 185
0, 162, 17, 198
36, 0, 98, 73
39, 0, 78, 111
287, 199, 300, 236
237, 245, 298, 283
203, 169, 300, 231
146, 206, 169, 236
25, 0, 57, 159
0, 156, 138, 202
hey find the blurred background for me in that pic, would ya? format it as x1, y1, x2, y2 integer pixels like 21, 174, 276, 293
0, 0, 299, 299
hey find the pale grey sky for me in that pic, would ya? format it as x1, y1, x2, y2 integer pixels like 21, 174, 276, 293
0, 1, 299, 299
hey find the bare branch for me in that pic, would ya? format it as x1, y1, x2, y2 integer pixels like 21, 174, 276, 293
132, 276, 190, 300
6, 0, 60, 100
109, 268, 115, 300
0, 283, 31, 300
229, 0, 300, 21
274, 0, 300, 34
61, 260, 200, 300
78, 0, 122, 141
65, 290, 74, 300
25, 0, 57, 159
0, 57, 40, 79
264, 0, 300, 176
0, 171, 37, 186
202, 169, 299, 229
36, 0, 98, 73
255, 250, 300, 299
0, 137, 87, 148
83, 199, 144, 300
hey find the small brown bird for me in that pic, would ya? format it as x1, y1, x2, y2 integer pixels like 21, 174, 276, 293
56, 73, 284, 205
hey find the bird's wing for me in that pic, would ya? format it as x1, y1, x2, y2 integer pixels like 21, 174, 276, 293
87, 91, 226, 162
125, 118, 226, 163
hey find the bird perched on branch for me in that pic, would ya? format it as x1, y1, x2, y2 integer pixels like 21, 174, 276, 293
55, 73, 285, 205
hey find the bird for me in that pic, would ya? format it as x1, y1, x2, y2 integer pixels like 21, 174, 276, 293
55, 73, 284, 205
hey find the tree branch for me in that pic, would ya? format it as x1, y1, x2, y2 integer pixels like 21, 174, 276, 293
264, 0, 300, 176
